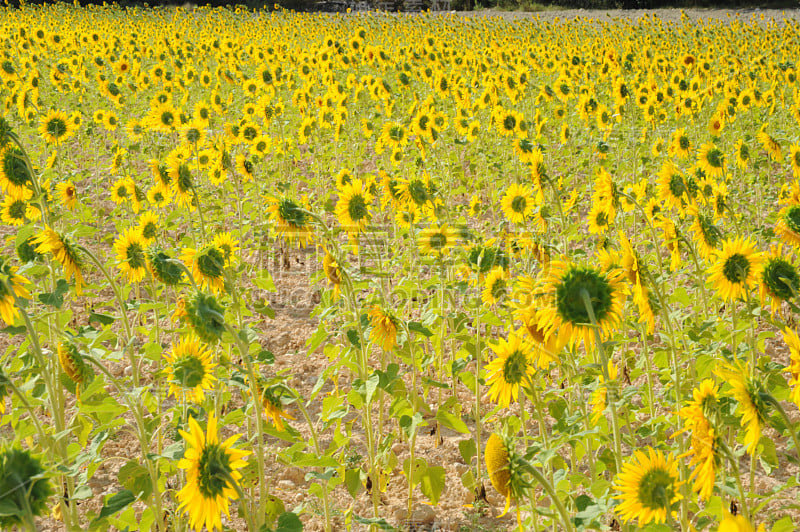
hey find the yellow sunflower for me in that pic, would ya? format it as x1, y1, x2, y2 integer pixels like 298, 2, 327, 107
38, 109, 73, 144
775, 205, 800, 248
757, 129, 782, 162
322, 252, 342, 300
177, 414, 250, 532
715, 362, 768, 456
418, 224, 456, 255
259, 384, 295, 431
500, 183, 535, 225
265, 196, 314, 248
181, 245, 227, 294
484, 329, 534, 408
783, 328, 800, 410
697, 143, 726, 178
481, 267, 508, 306
613, 447, 683, 525
33, 227, 84, 295
368, 305, 399, 351
759, 245, 800, 315
55, 181, 77, 210
676, 379, 720, 501
534, 260, 626, 351
0, 256, 31, 325
707, 238, 764, 301
669, 128, 692, 158
335, 179, 373, 234
113, 227, 148, 283
165, 337, 217, 404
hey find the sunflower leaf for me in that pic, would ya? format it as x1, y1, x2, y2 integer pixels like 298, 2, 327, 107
92, 489, 136, 524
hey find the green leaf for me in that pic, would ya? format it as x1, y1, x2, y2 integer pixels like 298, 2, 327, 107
263, 495, 285, 527
772, 516, 794, 532
420, 465, 446, 505
118, 461, 151, 499
254, 271, 277, 292
345, 468, 361, 498
253, 300, 276, 318
275, 511, 303, 532
408, 321, 433, 337
458, 439, 477, 464
346, 329, 361, 348
436, 406, 469, 434
89, 312, 116, 326
38, 279, 70, 308
93, 489, 136, 524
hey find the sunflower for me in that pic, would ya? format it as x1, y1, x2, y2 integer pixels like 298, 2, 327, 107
147, 247, 184, 287
500, 183, 535, 225
165, 337, 217, 404
676, 379, 720, 501
182, 245, 226, 294
0, 192, 30, 226
55, 180, 77, 210
756, 129, 782, 162
775, 205, 800, 248
110, 177, 135, 205
485, 432, 529, 518
265, 196, 314, 248
658, 161, 690, 213
734, 139, 750, 169
485, 330, 534, 408
783, 328, 800, 410
335, 179, 373, 234
177, 414, 250, 532
718, 514, 760, 532
0, 447, 54, 530
322, 252, 342, 299
259, 384, 295, 431
137, 212, 159, 244
697, 143, 726, 178
0, 146, 32, 196
418, 224, 456, 256
589, 359, 617, 425
669, 128, 692, 158
0, 256, 31, 325
114, 228, 148, 283
58, 342, 91, 397
707, 238, 764, 301
482, 267, 508, 306
759, 245, 800, 315
715, 362, 768, 455
211, 233, 239, 266
368, 305, 399, 351
534, 261, 626, 351
33, 227, 84, 295
689, 209, 723, 260
38, 109, 72, 144
613, 447, 683, 525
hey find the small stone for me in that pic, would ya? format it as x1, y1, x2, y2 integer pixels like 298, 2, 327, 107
123, 365, 133, 376
276, 480, 294, 491
391, 443, 405, 455
282, 467, 304, 485
453, 463, 468, 476
462, 490, 476, 505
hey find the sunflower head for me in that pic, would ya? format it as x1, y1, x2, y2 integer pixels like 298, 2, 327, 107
185, 291, 226, 344
760, 247, 800, 312
0, 447, 53, 529
614, 448, 683, 525
166, 337, 217, 404
484, 431, 530, 516
147, 248, 185, 286
57, 342, 92, 393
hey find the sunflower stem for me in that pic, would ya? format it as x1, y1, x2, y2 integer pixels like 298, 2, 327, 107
77, 245, 138, 386
762, 394, 800, 470
292, 395, 333, 532
527, 463, 574, 532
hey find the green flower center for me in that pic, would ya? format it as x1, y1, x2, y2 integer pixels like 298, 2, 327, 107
668, 174, 685, 198
490, 279, 507, 300
706, 148, 724, 168
347, 194, 368, 222
125, 242, 146, 270
46, 118, 67, 139
177, 165, 193, 193
785, 206, 800, 234
698, 216, 722, 249
637, 467, 676, 511
556, 267, 614, 325
8, 200, 26, 220
2, 148, 31, 187
679, 136, 690, 150
427, 232, 448, 251
511, 195, 527, 214
278, 199, 307, 227
186, 127, 201, 144
160, 111, 174, 127
417, 115, 429, 131
388, 126, 405, 143
1, 61, 14, 75
197, 442, 233, 499
502, 349, 528, 385
502, 115, 516, 131
172, 354, 206, 389
722, 253, 751, 284
197, 247, 224, 279
762, 258, 800, 300
408, 180, 428, 205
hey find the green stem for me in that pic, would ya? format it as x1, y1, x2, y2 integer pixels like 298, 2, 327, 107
528, 464, 574, 532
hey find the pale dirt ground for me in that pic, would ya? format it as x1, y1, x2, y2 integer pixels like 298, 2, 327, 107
12, 7, 800, 532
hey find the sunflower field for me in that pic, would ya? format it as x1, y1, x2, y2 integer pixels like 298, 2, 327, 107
2, 3, 800, 531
